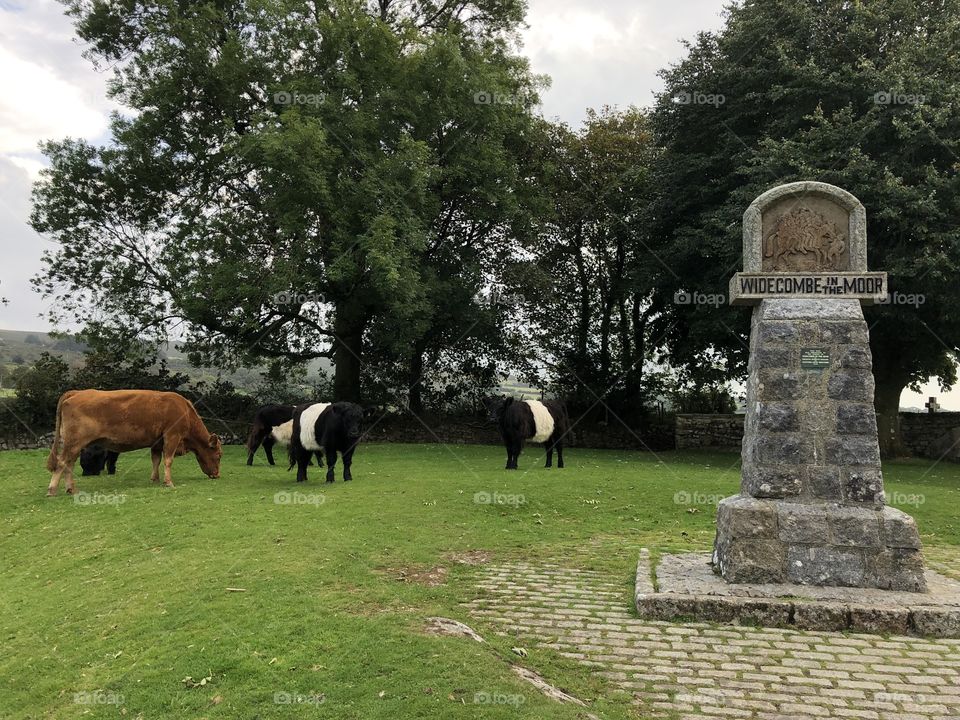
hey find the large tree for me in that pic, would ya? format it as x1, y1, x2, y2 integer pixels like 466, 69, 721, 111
651, 0, 960, 454
31, 0, 540, 402
524, 108, 660, 422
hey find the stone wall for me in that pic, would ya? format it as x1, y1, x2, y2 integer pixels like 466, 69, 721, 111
365, 415, 675, 451
675, 411, 960, 458
675, 414, 745, 450
900, 412, 960, 457
9, 412, 958, 456
0, 415, 675, 453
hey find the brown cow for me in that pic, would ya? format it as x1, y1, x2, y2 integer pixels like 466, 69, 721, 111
46, 389, 222, 496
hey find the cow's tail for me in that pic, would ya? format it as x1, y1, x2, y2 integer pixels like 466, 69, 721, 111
46, 391, 74, 471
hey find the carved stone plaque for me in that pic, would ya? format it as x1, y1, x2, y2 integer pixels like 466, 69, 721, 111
761, 197, 850, 272
733, 181, 879, 304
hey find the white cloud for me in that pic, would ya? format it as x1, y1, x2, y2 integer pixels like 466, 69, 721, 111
0, 0, 112, 331
0, 43, 108, 154
522, 0, 728, 125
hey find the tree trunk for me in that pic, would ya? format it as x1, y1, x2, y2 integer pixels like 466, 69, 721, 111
408, 339, 426, 414
572, 225, 590, 369
870, 330, 910, 459
332, 310, 365, 402
874, 375, 908, 458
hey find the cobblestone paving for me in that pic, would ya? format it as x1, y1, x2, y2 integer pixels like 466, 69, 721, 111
465, 562, 960, 719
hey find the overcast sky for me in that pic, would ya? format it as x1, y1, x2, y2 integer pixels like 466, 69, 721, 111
0, 0, 953, 409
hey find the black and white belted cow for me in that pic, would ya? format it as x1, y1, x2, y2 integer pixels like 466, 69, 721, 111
288, 402, 364, 482
486, 397, 570, 470
246, 403, 321, 466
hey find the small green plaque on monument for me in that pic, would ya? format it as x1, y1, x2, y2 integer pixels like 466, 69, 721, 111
799, 347, 830, 370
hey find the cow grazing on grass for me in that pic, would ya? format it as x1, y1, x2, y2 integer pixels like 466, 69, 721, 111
46, 389, 222, 495
79, 445, 119, 476
487, 397, 569, 470
246, 404, 321, 466
288, 402, 363, 483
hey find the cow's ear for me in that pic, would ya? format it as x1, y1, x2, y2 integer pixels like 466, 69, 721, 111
209, 434, 221, 448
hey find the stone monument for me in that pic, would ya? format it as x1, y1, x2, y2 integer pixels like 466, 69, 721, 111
713, 181, 927, 592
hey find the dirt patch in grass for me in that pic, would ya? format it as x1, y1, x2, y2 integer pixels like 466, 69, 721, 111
445, 550, 493, 565
382, 565, 449, 586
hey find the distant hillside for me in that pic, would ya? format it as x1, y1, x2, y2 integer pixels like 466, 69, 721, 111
0, 328, 532, 399
0, 329, 330, 392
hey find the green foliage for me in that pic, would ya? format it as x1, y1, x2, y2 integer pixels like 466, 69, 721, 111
7, 353, 72, 431
72, 346, 189, 393
34, 0, 542, 403
526, 108, 660, 421
650, 0, 960, 438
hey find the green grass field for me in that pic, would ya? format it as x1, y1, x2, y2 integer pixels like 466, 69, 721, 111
2, 443, 959, 719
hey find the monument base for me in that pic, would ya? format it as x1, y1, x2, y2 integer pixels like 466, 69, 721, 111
713, 495, 926, 591
713, 298, 927, 591
636, 550, 960, 638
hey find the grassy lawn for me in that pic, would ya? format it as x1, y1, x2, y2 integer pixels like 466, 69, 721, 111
2, 443, 959, 719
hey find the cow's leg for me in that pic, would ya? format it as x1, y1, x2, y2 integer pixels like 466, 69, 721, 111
63, 461, 77, 495
504, 442, 512, 470
150, 447, 163, 483
161, 437, 180, 488
47, 465, 64, 496
515, 439, 525, 469
162, 453, 175, 487
556, 440, 564, 469
48, 450, 78, 496
263, 436, 276, 466
295, 451, 310, 483
314, 450, 324, 467
325, 448, 338, 483
105, 452, 118, 475
545, 438, 554, 468
246, 428, 267, 466
342, 447, 354, 481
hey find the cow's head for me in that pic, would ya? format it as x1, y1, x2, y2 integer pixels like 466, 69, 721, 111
194, 434, 223, 478
340, 403, 364, 440
483, 395, 508, 422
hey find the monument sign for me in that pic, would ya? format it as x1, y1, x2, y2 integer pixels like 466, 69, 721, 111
713, 181, 926, 591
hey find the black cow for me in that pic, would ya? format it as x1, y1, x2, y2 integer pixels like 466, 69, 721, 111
288, 402, 363, 483
247, 404, 323, 466
79, 445, 119, 476
486, 396, 569, 470
246, 404, 295, 465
